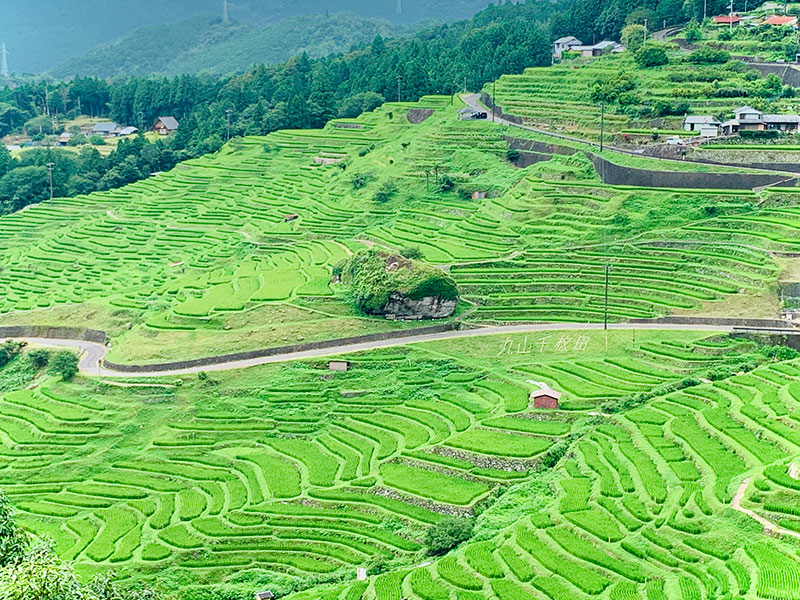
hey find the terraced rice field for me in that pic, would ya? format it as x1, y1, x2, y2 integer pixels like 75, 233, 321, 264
0, 92, 793, 363
290, 351, 800, 600
487, 51, 799, 140
0, 330, 757, 593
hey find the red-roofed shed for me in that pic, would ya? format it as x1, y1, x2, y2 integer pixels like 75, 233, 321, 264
764, 15, 798, 26
712, 15, 741, 25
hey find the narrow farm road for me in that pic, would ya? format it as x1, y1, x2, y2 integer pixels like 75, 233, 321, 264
13, 322, 740, 379
732, 478, 800, 540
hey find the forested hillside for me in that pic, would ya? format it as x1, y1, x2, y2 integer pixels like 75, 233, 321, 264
0, 0, 496, 73
48, 13, 411, 79
0, 2, 555, 216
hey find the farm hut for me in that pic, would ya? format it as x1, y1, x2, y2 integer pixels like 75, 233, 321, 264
284, 214, 299, 222
153, 116, 179, 135
58, 132, 73, 146
472, 191, 487, 200
255, 592, 274, 600
529, 385, 562, 409
329, 361, 350, 372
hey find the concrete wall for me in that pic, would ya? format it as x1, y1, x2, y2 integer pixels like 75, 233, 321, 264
0, 326, 107, 343
630, 316, 790, 328
103, 324, 457, 373
748, 63, 800, 87
589, 153, 798, 190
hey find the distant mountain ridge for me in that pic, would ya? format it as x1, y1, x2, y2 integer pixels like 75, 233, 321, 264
48, 13, 413, 79
0, 0, 497, 74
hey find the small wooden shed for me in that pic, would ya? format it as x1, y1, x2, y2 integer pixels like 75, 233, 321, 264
284, 214, 299, 222
530, 387, 561, 409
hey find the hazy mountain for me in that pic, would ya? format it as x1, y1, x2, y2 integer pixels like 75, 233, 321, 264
0, 0, 499, 74
48, 13, 413, 79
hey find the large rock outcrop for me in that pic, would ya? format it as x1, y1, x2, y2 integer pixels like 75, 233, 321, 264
383, 292, 458, 319
334, 249, 459, 319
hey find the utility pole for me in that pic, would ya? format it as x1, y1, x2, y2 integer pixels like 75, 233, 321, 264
225, 108, 232, 141
643, 19, 648, 47
604, 264, 612, 351
222, 0, 230, 24
396, 76, 402, 103
138, 110, 144, 132
730, 0, 734, 31
396, 0, 402, 15
600, 102, 605, 152
0, 42, 8, 79
46, 163, 55, 200
492, 81, 496, 122
704, 0, 708, 21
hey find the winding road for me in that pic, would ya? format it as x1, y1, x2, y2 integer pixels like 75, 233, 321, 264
12, 323, 741, 379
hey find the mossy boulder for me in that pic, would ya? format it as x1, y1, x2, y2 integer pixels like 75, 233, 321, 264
335, 249, 459, 318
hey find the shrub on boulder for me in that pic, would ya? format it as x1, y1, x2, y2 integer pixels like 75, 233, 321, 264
335, 249, 459, 318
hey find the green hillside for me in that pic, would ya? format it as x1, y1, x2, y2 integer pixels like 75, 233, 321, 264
48, 13, 410, 79
3, 58, 800, 599
0, 92, 793, 365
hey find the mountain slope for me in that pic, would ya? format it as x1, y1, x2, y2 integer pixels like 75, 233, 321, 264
0, 0, 497, 74
49, 13, 410, 79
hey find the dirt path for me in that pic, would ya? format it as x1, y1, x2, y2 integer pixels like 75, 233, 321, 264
732, 478, 800, 540
12, 322, 740, 379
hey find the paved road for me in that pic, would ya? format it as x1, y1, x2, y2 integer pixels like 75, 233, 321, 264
14, 323, 736, 379
732, 478, 800, 540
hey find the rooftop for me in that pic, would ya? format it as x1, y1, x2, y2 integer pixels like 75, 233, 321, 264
764, 15, 797, 25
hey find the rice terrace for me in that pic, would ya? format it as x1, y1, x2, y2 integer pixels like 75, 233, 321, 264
6, 2, 800, 600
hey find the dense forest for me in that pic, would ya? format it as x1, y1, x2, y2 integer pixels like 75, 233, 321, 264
48, 13, 413, 79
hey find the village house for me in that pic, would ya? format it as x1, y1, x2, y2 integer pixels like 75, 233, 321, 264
763, 15, 799, 28
91, 122, 119, 137
720, 106, 800, 135
571, 40, 625, 58
153, 116, 179, 135
683, 115, 721, 137
57, 132, 73, 146
712, 14, 741, 26
116, 126, 139, 137
552, 36, 583, 57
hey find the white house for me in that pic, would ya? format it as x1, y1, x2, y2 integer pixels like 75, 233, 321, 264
571, 40, 625, 58
553, 36, 583, 57
683, 115, 721, 137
